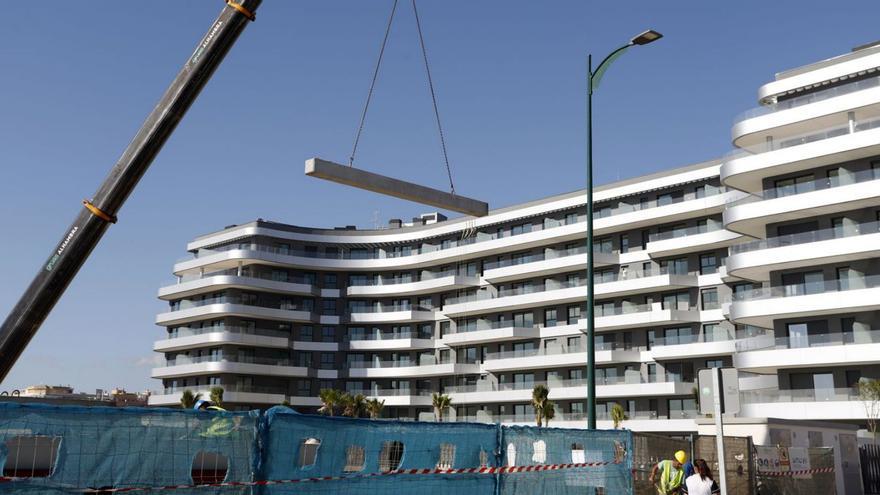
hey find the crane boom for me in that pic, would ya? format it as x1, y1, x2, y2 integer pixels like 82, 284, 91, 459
0, 0, 262, 382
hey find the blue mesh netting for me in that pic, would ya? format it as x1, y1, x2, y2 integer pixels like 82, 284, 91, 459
0, 402, 634, 494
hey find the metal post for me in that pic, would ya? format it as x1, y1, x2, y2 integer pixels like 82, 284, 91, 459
712, 367, 728, 495
586, 54, 597, 430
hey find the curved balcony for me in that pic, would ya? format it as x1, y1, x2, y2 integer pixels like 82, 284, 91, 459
482, 246, 616, 284
721, 117, 880, 194
646, 227, 741, 258
734, 329, 880, 373
723, 170, 880, 238
148, 385, 288, 406
174, 219, 590, 275
593, 189, 733, 235
158, 272, 316, 300
729, 275, 880, 327
152, 355, 309, 379
439, 321, 540, 346
733, 76, 880, 148
345, 358, 480, 379
346, 306, 437, 324
346, 331, 434, 351
156, 297, 315, 327
740, 387, 866, 420
594, 269, 699, 300
481, 342, 639, 372
727, 220, 880, 280
346, 273, 480, 297
757, 49, 880, 105
595, 302, 701, 331
442, 280, 585, 317
153, 326, 290, 352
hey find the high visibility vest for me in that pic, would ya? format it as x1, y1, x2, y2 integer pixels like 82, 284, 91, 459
658, 460, 684, 494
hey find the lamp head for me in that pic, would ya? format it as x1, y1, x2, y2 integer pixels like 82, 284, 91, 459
631, 29, 663, 46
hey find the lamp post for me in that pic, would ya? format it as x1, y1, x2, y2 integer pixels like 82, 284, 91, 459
586, 29, 663, 430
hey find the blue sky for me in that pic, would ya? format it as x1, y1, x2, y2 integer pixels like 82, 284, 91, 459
1, 1, 878, 393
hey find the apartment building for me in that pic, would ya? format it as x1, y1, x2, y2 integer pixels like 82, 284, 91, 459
149, 42, 880, 434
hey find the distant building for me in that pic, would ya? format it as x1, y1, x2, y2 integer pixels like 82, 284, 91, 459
0, 385, 150, 407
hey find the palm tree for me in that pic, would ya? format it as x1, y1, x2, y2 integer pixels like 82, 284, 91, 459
341, 393, 367, 418
531, 384, 550, 427
366, 398, 385, 419
432, 393, 452, 422
209, 386, 224, 407
318, 388, 343, 416
541, 400, 556, 427
179, 389, 201, 409
610, 403, 627, 429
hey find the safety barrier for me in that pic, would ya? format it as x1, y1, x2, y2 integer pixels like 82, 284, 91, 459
0, 402, 634, 494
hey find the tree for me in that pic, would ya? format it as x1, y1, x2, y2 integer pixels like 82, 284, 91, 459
610, 403, 628, 429
432, 393, 452, 422
209, 386, 224, 408
366, 398, 385, 419
180, 389, 202, 409
341, 393, 367, 418
280, 399, 292, 409
860, 378, 880, 442
531, 384, 550, 427
318, 388, 343, 416
541, 400, 556, 427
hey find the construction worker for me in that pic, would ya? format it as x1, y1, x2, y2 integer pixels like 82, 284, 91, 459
649, 450, 687, 494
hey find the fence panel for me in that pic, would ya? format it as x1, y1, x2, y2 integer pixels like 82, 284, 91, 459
861, 443, 880, 495
694, 435, 754, 495
755, 446, 835, 495
632, 432, 690, 495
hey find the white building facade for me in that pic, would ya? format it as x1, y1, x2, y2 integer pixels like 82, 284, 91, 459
149, 44, 880, 434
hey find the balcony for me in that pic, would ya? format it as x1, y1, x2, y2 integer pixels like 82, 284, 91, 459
366, 388, 434, 407
482, 246, 616, 284
595, 302, 701, 331
345, 357, 481, 379
650, 333, 736, 360
153, 325, 290, 352
440, 321, 541, 346
729, 274, 880, 327
148, 385, 288, 406
346, 273, 480, 297
152, 355, 309, 379
733, 74, 880, 148
646, 226, 741, 258
158, 270, 316, 300
593, 188, 733, 235
346, 305, 437, 324
740, 387, 867, 420
442, 280, 585, 317
722, 114, 880, 194
727, 220, 880, 281
345, 331, 434, 351
156, 296, 314, 326
594, 269, 699, 300
734, 329, 880, 373
481, 343, 639, 372
723, 169, 880, 238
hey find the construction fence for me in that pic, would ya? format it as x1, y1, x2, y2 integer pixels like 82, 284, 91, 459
0, 402, 633, 494
754, 445, 836, 495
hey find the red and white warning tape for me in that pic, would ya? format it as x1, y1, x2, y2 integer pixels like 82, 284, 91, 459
760, 466, 834, 477
0, 461, 620, 493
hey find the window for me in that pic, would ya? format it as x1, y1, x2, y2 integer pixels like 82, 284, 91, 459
786, 323, 809, 349
344, 445, 366, 472
567, 305, 581, 324
321, 326, 335, 341
440, 321, 451, 337
565, 212, 578, 225
544, 308, 557, 327
701, 288, 719, 310
511, 223, 532, 236
297, 352, 313, 368
620, 234, 629, 254
437, 443, 456, 470
706, 359, 723, 369
324, 274, 337, 288
657, 193, 673, 206
379, 441, 405, 472
667, 399, 697, 418
303, 272, 317, 285
513, 311, 534, 328
296, 380, 311, 396
322, 300, 337, 315
774, 174, 814, 197
662, 292, 690, 310
298, 438, 321, 468
3, 435, 61, 478
695, 185, 706, 199
300, 326, 313, 341
532, 440, 547, 464
699, 253, 717, 274
594, 238, 613, 253
661, 257, 688, 275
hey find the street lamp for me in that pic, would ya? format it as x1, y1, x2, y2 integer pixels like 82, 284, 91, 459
586, 29, 662, 430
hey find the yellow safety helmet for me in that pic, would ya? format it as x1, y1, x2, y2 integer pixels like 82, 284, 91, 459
674, 450, 687, 464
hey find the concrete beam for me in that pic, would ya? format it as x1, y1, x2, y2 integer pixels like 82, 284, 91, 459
304, 158, 489, 217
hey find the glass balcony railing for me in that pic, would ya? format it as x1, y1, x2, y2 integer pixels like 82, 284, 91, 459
593, 188, 725, 220
345, 356, 447, 369
165, 325, 290, 340
733, 74, 880, 125
483, 344, 588, 361
346, 330, 432, 341
728, 114, 880, 158
594, 303, 655, 317
166, 269, 314, 287
167, 296, 313, 313
483, 245, 589, 271
728, 167, 880, 208
347, 270, 459, 287
730, 220, 880, 254
741, 387, 859, 404
163, 355, 295, 367
732, 273, 880, 301
445, 279, 586, 306
648, 224, 724, 242
158, 385, 288, 396
347, 305, 434, 314
651, 332, 735, 347
736, 329, 880, 352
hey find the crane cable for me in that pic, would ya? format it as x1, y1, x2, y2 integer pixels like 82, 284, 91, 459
348, 0, 457, 195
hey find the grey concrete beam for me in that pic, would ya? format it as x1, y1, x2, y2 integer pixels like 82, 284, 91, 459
305, 158, 489, 217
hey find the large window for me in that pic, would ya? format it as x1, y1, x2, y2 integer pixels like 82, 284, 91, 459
699, 253, 717, 275
701, 288, 719, 310
567, 305, 581, 324
544, 308, 557, 328
773, 174, 814, 197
